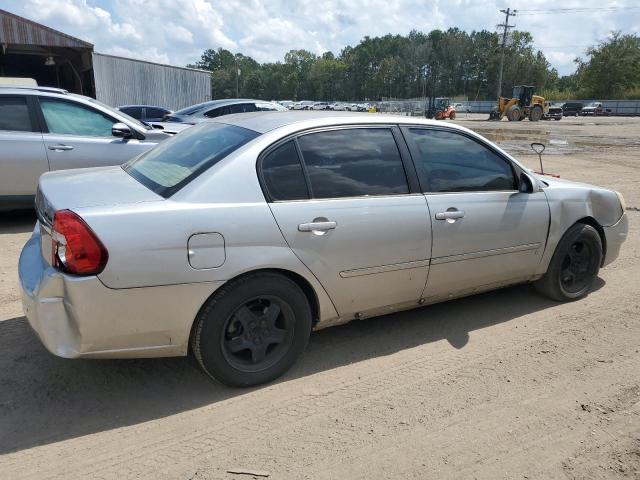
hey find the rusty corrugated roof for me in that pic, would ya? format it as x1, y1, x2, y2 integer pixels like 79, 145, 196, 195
0, 9, 93, 49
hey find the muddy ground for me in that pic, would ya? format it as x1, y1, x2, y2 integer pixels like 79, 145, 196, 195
1, 115, 638, 479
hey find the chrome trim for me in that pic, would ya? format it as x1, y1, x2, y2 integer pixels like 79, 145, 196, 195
339, 259, 430, 278
431, 243, 542, 265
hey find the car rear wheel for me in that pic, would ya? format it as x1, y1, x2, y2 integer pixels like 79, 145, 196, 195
534, 223, 602, 302
191, 272, 312, 387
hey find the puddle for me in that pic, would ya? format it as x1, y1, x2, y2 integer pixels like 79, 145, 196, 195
473, 128, 577, 155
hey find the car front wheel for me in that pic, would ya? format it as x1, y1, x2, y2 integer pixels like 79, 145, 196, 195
191, 272, 312, 387
534, 223, 602, 302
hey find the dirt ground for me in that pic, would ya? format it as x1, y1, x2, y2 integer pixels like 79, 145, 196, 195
1, 115, 639, 479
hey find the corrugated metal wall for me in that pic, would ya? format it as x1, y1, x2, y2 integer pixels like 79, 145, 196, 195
92, 52, 211, 110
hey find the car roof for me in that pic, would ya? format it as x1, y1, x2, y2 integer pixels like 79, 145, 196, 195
212, 111, 473, 134
119, 104, 169, 109
0, 86, 68, 95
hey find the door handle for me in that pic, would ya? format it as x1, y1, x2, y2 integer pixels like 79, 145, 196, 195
298, 221, 337, 232
48, 144, 74, 151
435, 210, 465, 220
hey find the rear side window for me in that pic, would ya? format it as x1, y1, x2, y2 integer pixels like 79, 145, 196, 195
407, 129, 516, 192
40, 98, 115, 137
0, 96, 34, 132
261, 141, 309, 201
203, 107, 224, 118
124, 122, 260, 197
297, 128, 409, 199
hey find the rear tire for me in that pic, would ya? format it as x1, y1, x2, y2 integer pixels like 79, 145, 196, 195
534, 223, 602, 302
191, 272, 312, 387
449, 111, 456, 120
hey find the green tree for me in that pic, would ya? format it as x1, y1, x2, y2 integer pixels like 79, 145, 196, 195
575, 32, 640, 98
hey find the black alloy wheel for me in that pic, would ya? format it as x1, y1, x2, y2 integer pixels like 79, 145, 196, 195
221, 296, 294, 373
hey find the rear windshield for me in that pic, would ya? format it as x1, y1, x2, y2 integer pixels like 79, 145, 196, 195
123, 122, 260, 197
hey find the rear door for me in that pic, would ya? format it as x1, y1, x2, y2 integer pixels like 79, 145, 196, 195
262, 126, 431, 318
0, 94, 48, 198
403, 127, 550, 300
37, 96, 154, 171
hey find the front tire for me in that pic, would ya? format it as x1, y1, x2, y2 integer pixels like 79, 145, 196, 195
529, 105, 543, 122
534, 223, 602, 302
191, 272, 312, 387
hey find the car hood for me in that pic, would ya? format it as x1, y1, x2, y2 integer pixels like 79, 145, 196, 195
37, 166, 162, 222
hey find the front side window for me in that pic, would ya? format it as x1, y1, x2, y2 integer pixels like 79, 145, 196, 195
407, 129, 516, 193
124, 122, 260, 197
121, 106, 142, 120
0, 96, 34, 132
40, 98, 115, 137
297, 128, 409, 199
261, 141, 309, 201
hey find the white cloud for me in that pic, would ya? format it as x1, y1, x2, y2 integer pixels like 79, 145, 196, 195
4, 0, 638, 75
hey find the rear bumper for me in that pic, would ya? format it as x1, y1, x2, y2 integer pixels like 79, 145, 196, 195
602, 213, 628, 267
19, 228, 222, 359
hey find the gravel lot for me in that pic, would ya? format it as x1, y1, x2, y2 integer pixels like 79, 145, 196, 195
1, 115, 639, 479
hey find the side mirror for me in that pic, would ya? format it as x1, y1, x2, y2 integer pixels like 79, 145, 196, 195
112, 122, 133, 138
519, 172, 534, 194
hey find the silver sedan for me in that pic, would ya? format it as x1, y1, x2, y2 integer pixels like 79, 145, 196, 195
19, 112, 628, 386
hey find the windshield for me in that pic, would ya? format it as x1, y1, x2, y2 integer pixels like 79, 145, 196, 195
586, 102, 599, 108
123, 122, 260, 197
72, 95, 151, 130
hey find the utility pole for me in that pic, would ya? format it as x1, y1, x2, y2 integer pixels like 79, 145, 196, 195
496, 7, 516, 99
235, 56, 240, 97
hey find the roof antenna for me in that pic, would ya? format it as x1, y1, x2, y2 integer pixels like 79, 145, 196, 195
531, 142, 545, 174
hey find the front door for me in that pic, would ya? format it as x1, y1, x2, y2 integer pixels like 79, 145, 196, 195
261, 127, 432, 318
402, 127, 550, 300
37, 97, 152, 171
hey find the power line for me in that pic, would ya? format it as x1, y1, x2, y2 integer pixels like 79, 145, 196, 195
518, 6, 640, 15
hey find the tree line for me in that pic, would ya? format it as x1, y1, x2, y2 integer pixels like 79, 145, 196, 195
188, 29, 640, 101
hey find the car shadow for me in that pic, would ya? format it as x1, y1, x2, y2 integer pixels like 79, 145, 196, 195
0, 278, 604, 454
0, 209, 36, 234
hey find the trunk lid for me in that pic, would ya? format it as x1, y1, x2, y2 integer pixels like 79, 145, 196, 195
36, 166, 162, 266
37, 166, 161, 224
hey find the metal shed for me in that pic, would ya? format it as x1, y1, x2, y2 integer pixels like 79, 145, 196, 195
92, 53, 211, 110
1, 9, 212, 109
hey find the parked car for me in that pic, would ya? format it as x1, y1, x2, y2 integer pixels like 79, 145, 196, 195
312, 102, 330, 110
345, 103, 359, 111
544, 103, 563, 121
0, 86, 171, 211
163, 99, 286, 125
561, 102, 583, 117
292, 101, 315, 110
581, 102, 610, 116
331, 103, 346, 111
149, 99, 287, 134
117, 105, 173, 123
277, 100, 294, 109
20, 112, 628, 387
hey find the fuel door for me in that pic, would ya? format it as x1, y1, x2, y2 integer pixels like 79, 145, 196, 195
188, 233, 226, 269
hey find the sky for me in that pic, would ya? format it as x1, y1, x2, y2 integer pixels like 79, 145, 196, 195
2, 0, 639, 76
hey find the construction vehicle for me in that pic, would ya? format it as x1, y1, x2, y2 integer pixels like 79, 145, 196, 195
488, 85, 546, 122
425, 97, 456, 120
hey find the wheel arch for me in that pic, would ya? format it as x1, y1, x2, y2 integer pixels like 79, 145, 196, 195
575, 216, 607, 265
188, 268, 323, 352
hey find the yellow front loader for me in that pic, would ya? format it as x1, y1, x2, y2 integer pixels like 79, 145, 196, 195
489, 85, 547, 121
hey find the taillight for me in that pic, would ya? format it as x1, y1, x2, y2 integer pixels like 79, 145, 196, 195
52, 210, 108, 275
